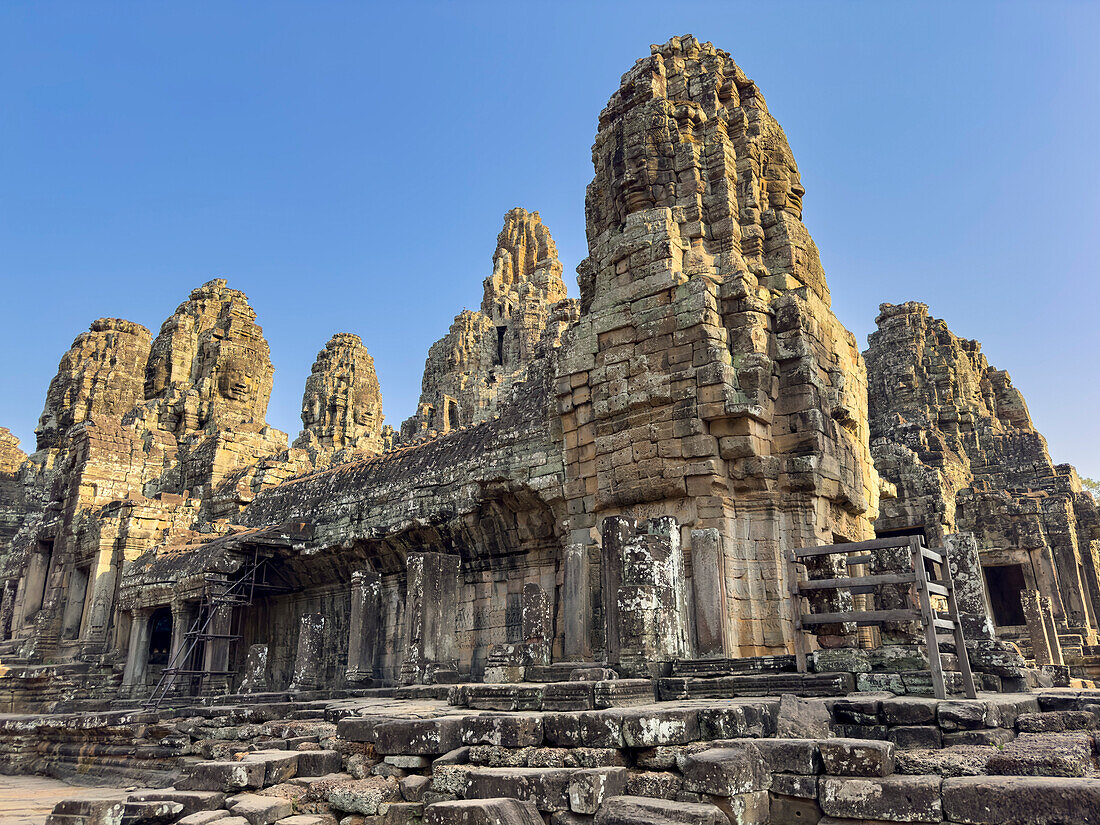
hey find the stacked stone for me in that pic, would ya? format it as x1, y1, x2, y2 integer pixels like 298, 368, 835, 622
401, 208, 578, 442
867, 301, 1100, 644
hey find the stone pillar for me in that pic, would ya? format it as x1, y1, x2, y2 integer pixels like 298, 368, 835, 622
201, 604, 233, 696
165, 601, 192, 694
289, 613, 326, 692
691, 528, 730, 658
945, 533, 996, 641
1041, 595, 1065, 666
562, 544, 591, 661
400, 552, 459, 684
79, 546, 121, 655
1021, 589, 1055, 665
120, 608, 153, 697
59, 566, 90, 641
346, 569, 382, 684
239, 644, 270, 693
522, 582, 552, 666
21, 549, 51, 619
602, 516, 693, 677
0, 580, 17, 640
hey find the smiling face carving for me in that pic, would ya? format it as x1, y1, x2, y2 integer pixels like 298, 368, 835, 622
217, 356, 254, 403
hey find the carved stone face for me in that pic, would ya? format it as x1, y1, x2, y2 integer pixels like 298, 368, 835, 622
217, 357, 253, 402
352, 387, 378, 429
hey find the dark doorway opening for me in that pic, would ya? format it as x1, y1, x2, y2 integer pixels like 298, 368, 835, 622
984, 564, 1027, 626
148, 607, 172, 666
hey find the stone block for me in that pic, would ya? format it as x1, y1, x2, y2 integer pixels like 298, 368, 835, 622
320, 776, 400, 815
1016, 710, 1096, 733
127, 790, 226, 816
296, 750, 342, 776
379, 802, 425, 824
943, 776, 1100, 824
750, 739, 821, 775
776, 694, 831, 738
770, 773, 818, 799
819, 775, 942, 822
542, 711, 624, 748
375, 718, 464, 755
593, 795, 727, 825
120, 801, 185, 823
461, 715, 544, 747
886, 725, 941, 749
817, 739, 895, 777
178, 812, 232, 825
769, 793, 821, 825
423, 798, 543, 825
180, 760, 266, 792
463, 767, 573, 812
679, 744, 767, 796
985, 732, 1094, 777
228, 794, 293, 825
240, 750, 300, 785
620, 708, 700, 746
942, 728, 1014, 747
937, 700, 986, 731
567, 767, 628, 814
879, 696, 938, 725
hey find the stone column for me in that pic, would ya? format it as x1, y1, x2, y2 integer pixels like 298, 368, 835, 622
165, 601, 193, 694
602, 516, 693, 677
346, 569, 382, 684
239, 644, 270, 693
400, 552, 459, 684
562, 544, 591, 661
691, 528, 730, 658
120, 608, 153, 697
1041, 595, 1065, 666
60, 566, 90, 641
201, 604, 233, 696
289, 613, 326, 692
522, 582, 552, 666
1021, 589, 1055, 665
79, 546, 121, 655
945, 533, 996, 641
0, 580, 17, 640
869, 541, 923, 646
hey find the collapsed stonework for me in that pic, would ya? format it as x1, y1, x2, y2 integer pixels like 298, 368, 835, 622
0, 32, 1098, 825
867, 302, 1100, 669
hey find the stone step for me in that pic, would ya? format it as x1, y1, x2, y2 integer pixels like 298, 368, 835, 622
462, 766, 627, 814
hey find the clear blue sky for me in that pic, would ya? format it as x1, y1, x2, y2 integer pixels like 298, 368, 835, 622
2, 2, 1098, 478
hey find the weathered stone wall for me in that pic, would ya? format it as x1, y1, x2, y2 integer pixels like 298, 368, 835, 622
866, 301, 1100, 639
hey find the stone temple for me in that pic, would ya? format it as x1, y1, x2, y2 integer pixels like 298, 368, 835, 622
2, 34, 1100, 825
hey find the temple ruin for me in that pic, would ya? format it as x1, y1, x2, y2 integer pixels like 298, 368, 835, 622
2, 34, 1100, 825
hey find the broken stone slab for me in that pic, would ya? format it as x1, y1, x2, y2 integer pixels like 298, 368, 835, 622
463, 767, 574, 812
593, 795, 727, 825
566, 767, 628, 815
776, 694, 831, 738
227, 793, 293, 825
179, 760, 266, 792
461, 714, 544, 747
127, 790, 226, 815
819, 775, 942, 822
374, 717, 465, 755
818, 739, 895, 777
678, 743, 767, 796
942, 775, 1100, 824
422, 798, 543, 825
